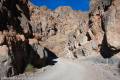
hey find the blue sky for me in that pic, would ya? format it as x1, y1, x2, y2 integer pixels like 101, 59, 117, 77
31, 0, 90, 11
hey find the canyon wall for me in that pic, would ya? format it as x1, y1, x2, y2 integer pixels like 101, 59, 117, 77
0, 0, 48, 77
0, 0, 120, 78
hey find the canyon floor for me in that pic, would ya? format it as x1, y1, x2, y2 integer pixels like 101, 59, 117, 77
11, 54, 120, 80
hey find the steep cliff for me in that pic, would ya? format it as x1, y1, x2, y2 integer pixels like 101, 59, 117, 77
0, 0, 49, 77
89, 0, 120, 58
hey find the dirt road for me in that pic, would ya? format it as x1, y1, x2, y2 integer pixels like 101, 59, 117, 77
27, 57, 120, 80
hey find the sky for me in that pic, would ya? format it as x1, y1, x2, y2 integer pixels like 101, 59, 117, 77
31, 0, 90, 11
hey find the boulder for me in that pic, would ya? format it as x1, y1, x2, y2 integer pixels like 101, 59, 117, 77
105, 0, 120, 49
0, 45, 9, 62
0, 45, 12, 77
30, 43, 48, 67
0, 34, 5, 45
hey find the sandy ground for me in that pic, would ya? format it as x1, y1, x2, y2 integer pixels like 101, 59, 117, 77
8, 55, 120, 80
15, 55, 120, 80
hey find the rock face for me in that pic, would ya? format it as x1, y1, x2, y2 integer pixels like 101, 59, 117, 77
89, 0, 120, 58
0, 0, 49, 78
30, 5, 88, 56
105, 0, 120, 49
89, 0, 112, 46
0, 32, 48, 77
0, 45, 11, 77
29, 0, 120, 58
65, 0, 120, 58
30, 6, 80, 39
6, 0, 118, 60
0, 0, 31, 34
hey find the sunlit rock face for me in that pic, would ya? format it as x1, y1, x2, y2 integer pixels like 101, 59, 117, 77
89, 0, 120, 58
90, 0, 120, 49
29, 4, 89, 56
29, 0, 120, 58
105, 0, 120, 49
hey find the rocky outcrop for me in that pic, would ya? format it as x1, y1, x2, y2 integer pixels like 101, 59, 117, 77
28, 0, 115, 58
0, 0, 31, 34
30, 5, 88, 56
64, 17, 99, 58
89, 0, 120, 58
0, 45, 11, 77
28, 0, 120, 59
104, 0, 120, 49
89, 0, 112, 45
0, 31, 49, 77
61, 0, 120, 58
0, 0, 50, 78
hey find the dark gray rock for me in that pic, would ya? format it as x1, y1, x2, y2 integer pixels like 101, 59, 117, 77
29, 43, 48, 67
